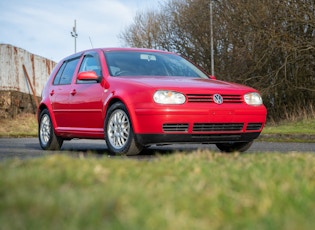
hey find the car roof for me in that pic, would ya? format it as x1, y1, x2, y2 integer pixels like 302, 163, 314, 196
61, 47, 175, 62
101, 47, 173, 54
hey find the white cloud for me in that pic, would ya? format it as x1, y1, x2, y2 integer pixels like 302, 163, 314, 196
0, 0, 162, 61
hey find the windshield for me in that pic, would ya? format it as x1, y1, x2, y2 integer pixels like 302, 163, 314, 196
104, 51, 209, 79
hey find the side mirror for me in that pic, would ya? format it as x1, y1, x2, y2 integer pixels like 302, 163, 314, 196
209, 75, 216, 80
77, 71, 99, 81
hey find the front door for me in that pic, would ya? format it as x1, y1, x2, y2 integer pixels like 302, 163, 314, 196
68, 52, 105, 135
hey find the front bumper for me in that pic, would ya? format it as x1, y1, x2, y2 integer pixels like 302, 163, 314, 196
135, 132, 261, 146
133, 104, 266, 131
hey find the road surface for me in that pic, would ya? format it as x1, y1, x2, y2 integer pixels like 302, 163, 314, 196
0, 138, 314, 161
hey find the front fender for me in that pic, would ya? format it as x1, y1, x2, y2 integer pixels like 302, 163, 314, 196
103, 87, 154, 134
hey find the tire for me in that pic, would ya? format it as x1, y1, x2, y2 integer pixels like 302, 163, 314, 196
38, 109, 63, 150
216, 141, 253, 153
104, 102, 143, 155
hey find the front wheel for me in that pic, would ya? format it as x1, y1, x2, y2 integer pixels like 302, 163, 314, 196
216, 141, 253, 153
38, 109, 63, 150
104, 102, 143, 155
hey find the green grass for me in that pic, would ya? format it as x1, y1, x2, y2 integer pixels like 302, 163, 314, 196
0, 113, 37, 137
260, 118, 315, 142
1, 152, 315, 230
263, 118, 315, 134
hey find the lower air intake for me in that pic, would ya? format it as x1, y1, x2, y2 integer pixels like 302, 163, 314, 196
193, 123, 244, 132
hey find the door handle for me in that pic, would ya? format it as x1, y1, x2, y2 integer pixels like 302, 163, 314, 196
70, 89, 77, 96
50, 90, 54, 96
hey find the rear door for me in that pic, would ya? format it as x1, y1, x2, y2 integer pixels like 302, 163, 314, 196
50, 57, 80, 129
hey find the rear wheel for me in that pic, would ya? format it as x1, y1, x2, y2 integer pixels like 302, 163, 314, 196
216, 141, 253, 153
105, 102, 143, 155
38, 109, 63, 150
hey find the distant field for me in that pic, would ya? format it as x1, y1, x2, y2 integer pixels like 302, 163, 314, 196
1, 152, 315, 229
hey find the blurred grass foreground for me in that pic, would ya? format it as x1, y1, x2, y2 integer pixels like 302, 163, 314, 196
1, 152, 315, 229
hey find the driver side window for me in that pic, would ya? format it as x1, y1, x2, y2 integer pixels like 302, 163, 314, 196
79, 54, 102, 76
77, 54, 102, 84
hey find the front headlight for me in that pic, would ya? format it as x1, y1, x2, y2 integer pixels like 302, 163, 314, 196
244, 92, 263, 106
153, 90, 186, 104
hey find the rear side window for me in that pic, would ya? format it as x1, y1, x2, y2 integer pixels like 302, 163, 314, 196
53, 57, 80, 85
53, 62, 66, 85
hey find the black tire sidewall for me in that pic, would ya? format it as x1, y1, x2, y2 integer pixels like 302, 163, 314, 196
38, 109, 53, 150
216, 141, 253, 153
38, 109, 63, 150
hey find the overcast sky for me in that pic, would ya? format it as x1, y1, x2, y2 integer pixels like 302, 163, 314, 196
0, 0, 163, 62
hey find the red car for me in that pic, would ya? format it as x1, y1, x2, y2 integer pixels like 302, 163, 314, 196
38, 48, 267, 155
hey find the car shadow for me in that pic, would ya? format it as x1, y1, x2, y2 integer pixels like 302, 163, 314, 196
61, 146, 178, 159
26, 139, 218, 159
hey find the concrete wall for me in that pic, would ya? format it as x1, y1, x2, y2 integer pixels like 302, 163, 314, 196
0, 44, 56, 118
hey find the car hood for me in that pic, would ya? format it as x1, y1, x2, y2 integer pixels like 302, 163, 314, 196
121, 76, 256, 92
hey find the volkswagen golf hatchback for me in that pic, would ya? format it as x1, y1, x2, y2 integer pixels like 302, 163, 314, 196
38, 48, 267, 155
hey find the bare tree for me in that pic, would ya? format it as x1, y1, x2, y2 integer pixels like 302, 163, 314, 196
119, 0, 315, 121
119, 10, 161, 49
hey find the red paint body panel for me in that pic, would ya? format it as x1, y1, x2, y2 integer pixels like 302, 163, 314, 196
38, 48, 267, 144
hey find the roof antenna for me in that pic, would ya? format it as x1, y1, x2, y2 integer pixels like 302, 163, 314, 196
89, 36, 94, 48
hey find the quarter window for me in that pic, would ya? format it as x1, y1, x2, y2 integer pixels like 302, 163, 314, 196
53, 62, 66, 85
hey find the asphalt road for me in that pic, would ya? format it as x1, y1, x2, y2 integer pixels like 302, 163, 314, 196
0, 138, 314, 161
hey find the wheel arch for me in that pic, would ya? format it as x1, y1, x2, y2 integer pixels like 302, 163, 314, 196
104, 100, 143, 155
37, 104, 48, 120
103, 95, 140, 133
37, 103, 59, 135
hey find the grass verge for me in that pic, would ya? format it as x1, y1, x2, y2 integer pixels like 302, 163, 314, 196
263, 118, 315, 135
261, 118, 315, 142
0, 113, 37, 137
1, 152, 315, 229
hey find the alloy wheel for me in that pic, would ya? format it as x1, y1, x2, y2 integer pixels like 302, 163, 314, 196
107, 109, 130, 150
40, 114, 51, 145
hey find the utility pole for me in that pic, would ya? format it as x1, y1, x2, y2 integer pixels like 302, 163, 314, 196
209, 0, 215, 76
71, 19, 78, 53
